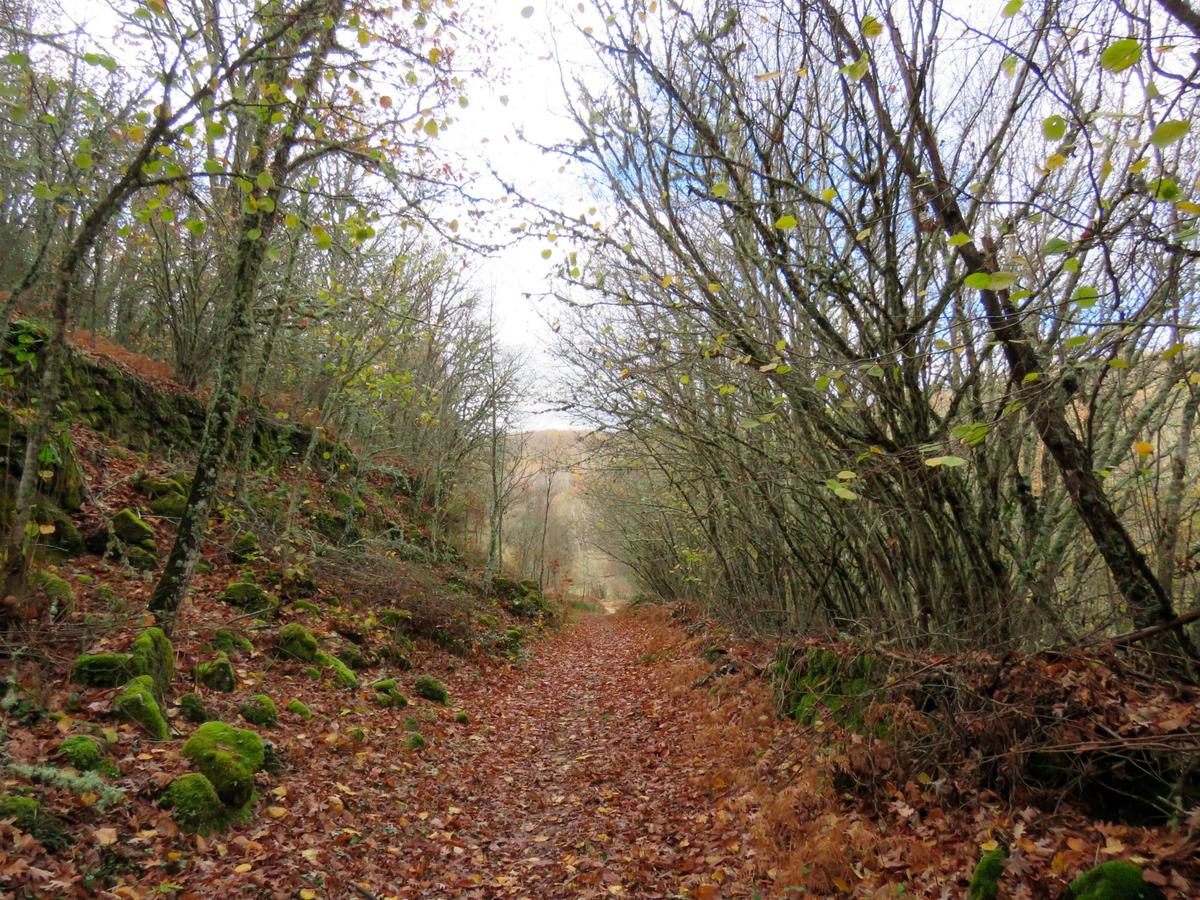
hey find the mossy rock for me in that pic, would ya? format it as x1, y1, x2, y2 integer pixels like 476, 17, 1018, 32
113, 675, 170, 740
285, 699, 312, 720
414, 675, 448, 704
210, 629, 253, 656
518, 579, 541, 595
313, 651, 357, 688
179, 692, 209, 724
280, 565, 317, 600
220, 581, 278, 615
327, 638, 369, 671
195, 652, 237, 692
967, 847, 1007, 900
138, 476, 185, 499
181, 721, 265, 808
195, 559, 213, 575
126, 545, 158, 571
371, 678, 408, 709
773, 645, 884, 733
238, 694, 277, 726
149, 492, 187, 518
111, 508, 155, 545
291, 599, 320, 614
30, 500, 85, 560
0, 794, 69, 849
56, 735, 117, 777
406, 732, 426, 750
161, 773, 228, 834
275, 623, 318, 662
380, 646, 413, 670
1067, 861, 1163, 900
129, 627, 173, 699
228, 532, 259, 562
454, 711, 470, 724
28, 569, 74, 613
477, 613, 500, 630
379, 608, 413, 632
491, 576, 522, 599
331, 490, 368, 517
72, 652, 132, 688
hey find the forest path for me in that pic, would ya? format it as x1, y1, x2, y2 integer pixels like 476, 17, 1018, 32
387, 612, 757, 898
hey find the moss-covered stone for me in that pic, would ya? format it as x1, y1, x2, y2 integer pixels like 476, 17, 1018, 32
275, 624, 318, 662
181, 721, 265, 808
328, 638, 368, 670
280, 565, 316, 599
967, 847, 1007, 900
381, 646, 413, 671
455, 711, 470, 724
161, 773, 227, 834
111, 508, 155, 545
113, 675, 170, 740
149, 492, 188, 518
56, 735, 116, 776
228, 531, 259, 562
379, 607, 413, 632
0, 794, 69, 849
126, 545, 158, 571
285, 699, 312, 720
414, 675, 448, 704
773, 645, 884, 733
129, 627, 173, 699
27, 569, 74, 613
291, 599, 320, 614
195, 652, 237, 692
72, 652, 132, 688
371, 678, 408, 708
1067, 861, 1163, 900
406, 732, 426, 750
210, 628, 254, 656
220, 581, 278, 615
313, 650, 357, 688
138, 476, 185, 498
238, 694, 277, 726
179, 692, 209, 724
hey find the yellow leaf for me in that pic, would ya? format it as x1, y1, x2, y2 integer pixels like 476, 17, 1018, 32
235, 863, 252, 873
267, 806, 287, 819
94, 827, 118, 846
980, 839, 1000, 852
301, 848, 320, 864
1134, 440, 1154, 457
300, 891, 318, 900
1045, 153, 1066, 171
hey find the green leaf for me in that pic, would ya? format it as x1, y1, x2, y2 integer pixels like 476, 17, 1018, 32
203, 158, 224, 175
1042, 115, 1067, 141
1002, 0, 1023, 16
246, 227, 261, 240
711, 181, 729, 198
839, 52, 869, 81
1041, 237, 1071, 255
1001, 55, 1019, 77
1150, 120, 1190, 147
773, 214, 797, 230
948, 232, 970, 247
1148, 176, 1180, 202
964, 272, 992, 289
952, 423, 990, 446
825, 479, 859, 500
989, 271, 1018, 290
184, 218, 206, 236
74, 152, 94, 170
1072, 285, 1098, 307
255, 170, 275, 191
1100, 39, 1141, 73
924, 455, 967, 468
285, 213, 300, 229
1063, 257, 1080, 273
424, 119, 439, 137
83, 52, 118, 72
312, 226, 332, 249
861, 15, 883, 38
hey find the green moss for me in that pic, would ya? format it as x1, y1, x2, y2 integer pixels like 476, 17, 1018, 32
0, 794, 69, 849
149, 492, 187, 518
126, 545, 158, 571
194, 559, 213, 575
967, 847, 1007, 900
238, 694, 277, 726
1067, 861, 1163, 900
195, 652, 237, 692
330, 640, 368, 670
56, 735, 116, 776
111, 508, 155, 545
291, 599, 320, 614
179, 692, 209, 724
28, 569, 74, 612
477, 613, 500, 630
281, 566, 316, 599
181, 721, 265, 808
161, 773, 227, 834
414, 675, 448, 704
221, 581, 278, 615
406, 732, 426, 750
371, 678, 408, 708
773, 646, 883, 733
228, 532, 259, 562
455, 711, 470, 724
210, 629, 253, 656
313, 650, 357, 688
129, 627, 173, 699
285, 699, 312, 720
72, 652, 131, 688
113, 675, 170, 740
347, 727, 366, 742
379, 608, 413, 631
138, 476, 185, 499
275, 623, 318, 662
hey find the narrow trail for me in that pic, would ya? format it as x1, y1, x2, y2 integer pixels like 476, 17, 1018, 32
387, 613, 757, 898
